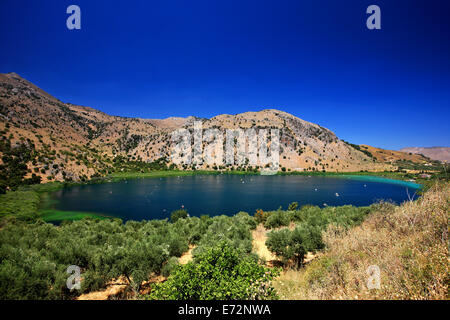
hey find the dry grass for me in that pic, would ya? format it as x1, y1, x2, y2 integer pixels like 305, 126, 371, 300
274, 182, 449, 300
77, 277, 129, 300
252, 224, 278, 264
178, 245, 195, 265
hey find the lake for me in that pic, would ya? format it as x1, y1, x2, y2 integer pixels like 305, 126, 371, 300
47, 174, 421, 221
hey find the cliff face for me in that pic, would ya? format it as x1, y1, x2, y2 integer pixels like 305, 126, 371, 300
0, 73, 392, 182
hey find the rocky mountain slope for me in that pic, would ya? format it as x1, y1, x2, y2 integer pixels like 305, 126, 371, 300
0, 72, 404, 183
360, 145, 430, 163
400, 147, 450, 163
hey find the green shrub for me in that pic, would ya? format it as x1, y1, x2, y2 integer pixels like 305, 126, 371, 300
264, 209, 290, 229
148, 242, 280, 300
0, 190, 40, 220
265, 228, 292, 263
266, 224, 321, 267
170, 209, 188, 223
235, 211, 257, 230
288, 202, 298, 211
194, 215, 253, 256
161, 257, 180, 277
0, 140, 36, 190
254, 208, 266, 224
0, 183, 6, 195
266, 205, 372, 267
167, 236, 189, 257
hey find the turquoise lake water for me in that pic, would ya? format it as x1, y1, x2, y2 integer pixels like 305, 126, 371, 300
49, 175, 421, 221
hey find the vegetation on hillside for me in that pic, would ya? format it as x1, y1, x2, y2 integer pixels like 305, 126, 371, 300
0, 160, 448, 300
1, 73, 448, 300
264, 205, 372, 267
147, 242, 279, 300
0, 135, 41, 193
0, 184, 378, 300
342, 140, 375, 159
0, 209, 259, 299
274, 182, 449, 300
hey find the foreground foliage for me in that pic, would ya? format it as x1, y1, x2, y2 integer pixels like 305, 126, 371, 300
0, 210, 257, 299
1, 179, 447, 300
274, 182, 449, 299
147, 242, 280, 300
265, 205, 372, 266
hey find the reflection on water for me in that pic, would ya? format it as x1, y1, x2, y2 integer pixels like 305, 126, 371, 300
50, 175, 420, 221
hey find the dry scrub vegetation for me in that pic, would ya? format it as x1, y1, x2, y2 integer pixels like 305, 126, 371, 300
274, 183, 449, 300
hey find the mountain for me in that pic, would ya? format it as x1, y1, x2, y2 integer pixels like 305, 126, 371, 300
399, 147, 450, 163
0, 72, 398, 183
359, 145, 431, 163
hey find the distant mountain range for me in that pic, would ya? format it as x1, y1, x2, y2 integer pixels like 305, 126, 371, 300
400, 147, 450, 163
0, 72, 439, 182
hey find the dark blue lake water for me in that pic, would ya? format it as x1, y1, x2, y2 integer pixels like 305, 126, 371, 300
49, 175, 421, 221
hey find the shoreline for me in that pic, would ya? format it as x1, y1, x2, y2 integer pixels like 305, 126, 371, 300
33, 170, 423, 223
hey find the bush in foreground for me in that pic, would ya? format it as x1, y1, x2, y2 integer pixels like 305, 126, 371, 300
148, 242, 280, 300
266, 225, 323, 267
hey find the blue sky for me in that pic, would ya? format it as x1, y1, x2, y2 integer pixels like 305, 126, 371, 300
0, 0, 449, 150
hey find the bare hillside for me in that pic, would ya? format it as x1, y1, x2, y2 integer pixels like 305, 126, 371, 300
0, 72, 394, 182
400, 147, 450, 163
